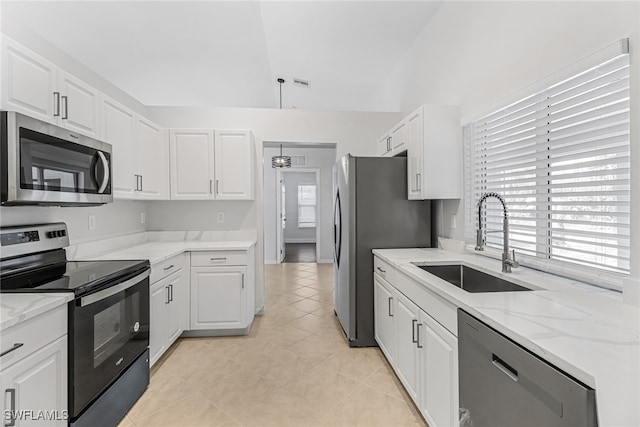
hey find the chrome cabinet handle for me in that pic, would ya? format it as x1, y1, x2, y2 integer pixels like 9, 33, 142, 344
61, 95, 68, 119
416, 323, 423, 348
5, 388, 16, 426
163, 264, 175, 271
166, 286, 170, 304
215, 180, 219, 194
388, 297, 393, 317
139, 174, 143, 191
210, 257, 227, 261
241, 273, 245, 289
376, 266, 386, 274
416, 173, 421, 191
210, 179, 213, 194
169, 284, 174, 302
0, 343, 24, 358
53, 92, 60, 117
96, 151, 110, 194
412, 319, 418, 343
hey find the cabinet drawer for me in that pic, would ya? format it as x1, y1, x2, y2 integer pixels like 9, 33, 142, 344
374, 256, 395, 283
0, 304, 67, 371
191, 251, 247, 267
151, 253, 188, 284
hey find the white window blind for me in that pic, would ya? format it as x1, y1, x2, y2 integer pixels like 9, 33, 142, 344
297, 185, 316, 228
464, 43, 630, 275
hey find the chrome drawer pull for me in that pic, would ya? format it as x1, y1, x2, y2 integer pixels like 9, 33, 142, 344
376, 267, 386, 274
210, 257, 227, 261
163, 264, 175, 271
0, 343, 24, 358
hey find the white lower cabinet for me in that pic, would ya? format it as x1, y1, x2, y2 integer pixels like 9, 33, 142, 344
149, 265, 188, 367
0, 305, 68, 427
374, 261, 459, 427
419, 311, 459, 427
374, 276, 396, 363
189, 249, 255, 332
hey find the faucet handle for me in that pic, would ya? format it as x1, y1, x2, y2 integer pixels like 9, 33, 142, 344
511, 250, 520, 268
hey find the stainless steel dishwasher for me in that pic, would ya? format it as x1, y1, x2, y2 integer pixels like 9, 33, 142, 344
458, 309, 597, 427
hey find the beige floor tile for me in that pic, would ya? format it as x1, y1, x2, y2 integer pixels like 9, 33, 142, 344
293, 286, 320, 298
249, 350, 320, 386
316, 384, 415, 427
289, 297, 326, 313
127, 375, 196, 423
292, 313, 332, 333
315, 347, 386, 381
116, 416, 135, 427
134, 393, 238, 427
200, 369, 281, 413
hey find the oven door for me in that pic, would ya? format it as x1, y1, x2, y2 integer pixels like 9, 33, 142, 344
2, 111, 113, 205
71, 269, 150, 418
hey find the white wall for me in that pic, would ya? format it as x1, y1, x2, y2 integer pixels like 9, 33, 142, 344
147, 106, 400, 312
283, 172, 317, 244
0, 201, 147, 244
263, 146, 337, 263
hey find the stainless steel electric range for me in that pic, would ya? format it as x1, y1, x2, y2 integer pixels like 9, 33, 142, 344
0, 223, 150, 427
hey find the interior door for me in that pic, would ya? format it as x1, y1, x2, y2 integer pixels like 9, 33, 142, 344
276, 170, 286, 263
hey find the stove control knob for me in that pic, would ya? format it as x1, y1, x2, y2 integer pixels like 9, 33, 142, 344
47, 231, 56, 238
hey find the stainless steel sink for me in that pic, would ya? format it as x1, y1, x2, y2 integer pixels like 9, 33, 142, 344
415, 264, 531, 293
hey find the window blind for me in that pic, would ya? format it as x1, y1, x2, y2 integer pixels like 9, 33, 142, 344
464, 44, 630, 274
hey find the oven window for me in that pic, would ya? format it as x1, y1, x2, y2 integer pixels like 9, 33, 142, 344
92, 293, 139, 368
19, 128, 108, 194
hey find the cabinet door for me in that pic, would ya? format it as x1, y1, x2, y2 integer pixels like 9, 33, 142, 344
136, 117, 169, 200
389, 120, 407, 155
190, 266, 247, 330
1, 37, 57, 123
149, 279, 169, 367
214, 130, 254, 200
0, 336, 67, 427
374, 276, 396, 363
57, 69, 101, 138
406, 107, 423, 200
419, 311, 459, 427
102, 96, 136, 198
169, 130, 215, 200
376, 132, 390, 156
167, 268, 187, 344
394, 292, 420, 401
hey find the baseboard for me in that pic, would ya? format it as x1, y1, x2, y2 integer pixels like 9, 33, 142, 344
264, 259, 278, 264
284, 238, 316, 244
318, 258, 333, 264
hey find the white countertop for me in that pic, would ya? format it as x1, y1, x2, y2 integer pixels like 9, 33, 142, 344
74, 240, 256, 266
373, 248, 640, 427
1, 293, 73, 331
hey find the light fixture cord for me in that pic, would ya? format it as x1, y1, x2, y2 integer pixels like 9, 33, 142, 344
279, 83, 282, 109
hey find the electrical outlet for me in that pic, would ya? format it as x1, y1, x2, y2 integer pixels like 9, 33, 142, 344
88, 214, 96, 231
140, 212, 146, 224
217, 212, 225, 223
450, 214, 457, 229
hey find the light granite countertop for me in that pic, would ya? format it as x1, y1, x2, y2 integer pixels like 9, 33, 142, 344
1, 293, 73, 331
373, 247, 640, 427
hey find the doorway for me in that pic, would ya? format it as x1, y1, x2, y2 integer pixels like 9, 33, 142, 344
276, 168, 320, 263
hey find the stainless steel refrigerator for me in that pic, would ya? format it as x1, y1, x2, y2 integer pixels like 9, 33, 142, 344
333, 154, 432, 347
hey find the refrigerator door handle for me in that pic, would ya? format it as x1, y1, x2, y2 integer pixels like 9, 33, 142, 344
333, 191, 342, 267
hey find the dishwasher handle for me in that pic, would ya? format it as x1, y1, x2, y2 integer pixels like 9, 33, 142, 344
492, 354, 518, 382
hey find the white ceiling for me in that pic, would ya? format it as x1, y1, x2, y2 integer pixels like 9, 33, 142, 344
2, 1, 443, 111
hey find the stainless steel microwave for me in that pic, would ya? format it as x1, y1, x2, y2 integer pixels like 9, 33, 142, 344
1, 111, 113, 206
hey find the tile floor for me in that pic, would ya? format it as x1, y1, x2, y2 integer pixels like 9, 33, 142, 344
119, 262, 427, 426
283, 243, 317, 263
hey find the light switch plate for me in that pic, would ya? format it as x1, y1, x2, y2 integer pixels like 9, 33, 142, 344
217, 212, 225, 223
88, 214, 96, 230
140, 212, 146, 224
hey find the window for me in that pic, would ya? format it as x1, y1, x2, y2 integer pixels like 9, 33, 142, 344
298, 184, 316, 228
464, 40, 630, 275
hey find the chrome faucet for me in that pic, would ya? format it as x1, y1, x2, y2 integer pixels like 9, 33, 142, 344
475, 192, 519, 273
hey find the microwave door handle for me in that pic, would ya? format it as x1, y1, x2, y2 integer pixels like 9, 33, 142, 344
80, 269, 150, 307
96, 151, 110, 194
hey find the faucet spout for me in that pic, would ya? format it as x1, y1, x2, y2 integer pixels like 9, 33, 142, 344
476, 192, 519, 273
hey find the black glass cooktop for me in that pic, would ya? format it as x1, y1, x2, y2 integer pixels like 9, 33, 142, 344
1, 256, 149, 297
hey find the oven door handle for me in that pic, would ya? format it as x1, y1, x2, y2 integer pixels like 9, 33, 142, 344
80, 269, 150, 307
96, 151, 110, 194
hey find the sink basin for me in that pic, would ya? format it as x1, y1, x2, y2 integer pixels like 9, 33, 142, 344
415, 264, 531, 293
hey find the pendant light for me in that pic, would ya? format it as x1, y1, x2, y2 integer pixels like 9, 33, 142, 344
272, 143, 291, 168
277, 77, 285, 109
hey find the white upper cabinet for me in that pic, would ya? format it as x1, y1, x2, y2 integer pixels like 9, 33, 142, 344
136, 116, 169, 200
170, 129, 215, 200
406, 105, 462, 200
57, 69, 101, 138
376, 132, 391, 156
1, 37, 101, 138
101, 96, 137, 198
1, 36, 57, 123
389, 120, 407, 156
214, 130, 255, 200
